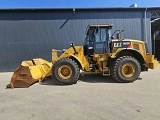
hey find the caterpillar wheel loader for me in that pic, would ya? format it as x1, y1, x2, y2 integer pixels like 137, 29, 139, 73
6, 24, 158, 88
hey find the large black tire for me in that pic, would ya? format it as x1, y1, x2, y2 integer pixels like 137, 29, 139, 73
52, 58, 80, 85
111, 56, 141, 83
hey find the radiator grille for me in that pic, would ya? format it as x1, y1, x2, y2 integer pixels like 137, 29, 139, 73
133, 44, 139, 50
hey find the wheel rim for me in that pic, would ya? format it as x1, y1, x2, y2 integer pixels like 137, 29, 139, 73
121, 63, 135, 78
58, 65, 72, 80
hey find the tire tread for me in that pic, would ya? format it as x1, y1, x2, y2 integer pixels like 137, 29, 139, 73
52, 58, 80, 85
111, 56, 141, 83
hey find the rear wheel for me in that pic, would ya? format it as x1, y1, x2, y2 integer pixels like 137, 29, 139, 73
52, 58, 80, 85
111, 56, 141, 83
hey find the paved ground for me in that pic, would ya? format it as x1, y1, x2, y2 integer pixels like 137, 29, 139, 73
0, 66, 160, 120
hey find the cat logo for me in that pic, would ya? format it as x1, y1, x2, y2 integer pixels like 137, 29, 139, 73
113, 42, 122, 47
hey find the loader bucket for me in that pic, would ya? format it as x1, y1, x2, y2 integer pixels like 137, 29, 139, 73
6, 58, 53, 88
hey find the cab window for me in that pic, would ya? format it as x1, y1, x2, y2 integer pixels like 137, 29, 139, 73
94, 28, 108, 42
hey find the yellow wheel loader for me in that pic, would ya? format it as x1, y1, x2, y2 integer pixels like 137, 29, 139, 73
6, 24, 159, 88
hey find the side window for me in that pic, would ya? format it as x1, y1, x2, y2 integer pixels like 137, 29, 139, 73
94, 28, 108, 42
101, 28, 107, 42
95, 29, 100, 42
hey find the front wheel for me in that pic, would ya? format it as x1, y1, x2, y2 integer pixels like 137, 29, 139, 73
111, 56, 141, 83
52, 58, 80, 85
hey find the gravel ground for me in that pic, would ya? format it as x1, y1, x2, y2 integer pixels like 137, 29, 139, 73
0, 65, 160, 120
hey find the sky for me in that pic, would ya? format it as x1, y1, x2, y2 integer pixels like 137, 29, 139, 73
0, 0, 160, 8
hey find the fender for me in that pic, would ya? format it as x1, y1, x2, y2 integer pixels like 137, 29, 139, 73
68, 54, 90, 71
112, 48, 145, 65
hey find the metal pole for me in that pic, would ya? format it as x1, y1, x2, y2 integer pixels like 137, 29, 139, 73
153, 29, 156, 56
144, 8, 148, 43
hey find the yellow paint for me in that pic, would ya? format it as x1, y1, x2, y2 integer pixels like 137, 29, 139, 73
21, 58, 52, 80
111, 39, 159, 69
53, 46, 90, 71
58, 65, 72, 80
145, 55, 159, 69
121, 63, 135, 78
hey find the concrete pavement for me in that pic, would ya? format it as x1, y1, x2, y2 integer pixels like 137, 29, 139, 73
0, 66, 160, 120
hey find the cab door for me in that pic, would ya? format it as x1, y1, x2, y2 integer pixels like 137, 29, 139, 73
94, 28, 109, 54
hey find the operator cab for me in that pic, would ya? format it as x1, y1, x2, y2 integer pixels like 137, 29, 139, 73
83, 24, 113, 55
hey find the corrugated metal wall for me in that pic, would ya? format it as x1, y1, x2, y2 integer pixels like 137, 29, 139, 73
0, 9, 151, 72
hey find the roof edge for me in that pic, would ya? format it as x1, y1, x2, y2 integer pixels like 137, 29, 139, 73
0, 7, 159, 11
